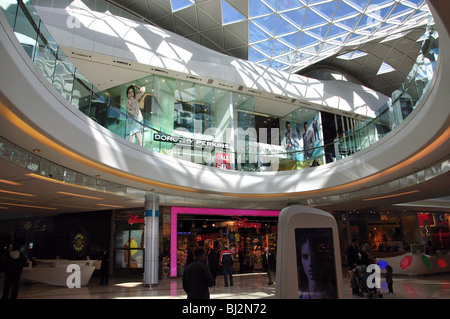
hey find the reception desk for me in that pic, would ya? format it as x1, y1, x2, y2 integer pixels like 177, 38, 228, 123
21, 259, 101, 287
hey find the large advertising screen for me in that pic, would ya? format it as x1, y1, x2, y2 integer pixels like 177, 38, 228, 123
295, 228, 338, 299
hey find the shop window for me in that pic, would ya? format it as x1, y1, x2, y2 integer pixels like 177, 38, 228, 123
115, 229, 144, 269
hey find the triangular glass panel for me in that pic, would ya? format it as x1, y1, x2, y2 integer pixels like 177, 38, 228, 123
170, 0, 194, 12
278, 0, 304, 12
367, 0, 394, 11
252, 14, 277, 36
337, 14, 362, 31
271, 59, 289, 70
377, 61, 396, 75
275, 15, 299, 37
388, 3, 414, 19
367, 5, 394, 22
337, 50, 368, 60
298, 32, 319, 48
248, 46, 269, 61
278, 31, 301, 48
310, 0, 339, 22
249, 21, 272, 43
303, 7, 328, 29
327, 23, 351, 39
357, 14, 379, 29
275, 52, 296, 63
307, 23, 330, 40
222, 0, 246, 24
403, 0, 426, 10
252, 38, 274, 54
264, 0, 277, 11
249, 0, 274, 18
295, 51, 313, 63
273, 38, 293, 56
281, 8, 306, 28
334, 1, 359, 21
346, 0, 370, 12
346, 32, 365, 44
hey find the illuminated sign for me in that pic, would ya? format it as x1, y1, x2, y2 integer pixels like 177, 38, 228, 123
233, 216, 261, 231
127, 214, 145, 225
72, 233, 86, 252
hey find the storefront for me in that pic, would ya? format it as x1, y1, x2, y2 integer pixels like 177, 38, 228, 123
170, 207, 280, 277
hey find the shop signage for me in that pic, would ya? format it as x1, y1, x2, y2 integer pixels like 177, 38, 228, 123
154, 133, 231, 150
216, 152, 231, 170
72, 233, 86, 252
127, 214, 145, 225
233, 216, 261, 231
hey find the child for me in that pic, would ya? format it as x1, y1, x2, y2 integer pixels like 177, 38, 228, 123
385, 265, 394, 294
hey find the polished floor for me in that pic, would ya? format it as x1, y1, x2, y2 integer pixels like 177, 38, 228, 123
2, 270, 449, 300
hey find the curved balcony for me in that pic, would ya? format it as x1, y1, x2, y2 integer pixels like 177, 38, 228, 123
0, 0, 449, 209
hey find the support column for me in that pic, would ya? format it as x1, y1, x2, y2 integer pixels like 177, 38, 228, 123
144, 193, 159, 287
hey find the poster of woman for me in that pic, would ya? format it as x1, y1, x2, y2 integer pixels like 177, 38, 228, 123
295, 228, 338, 299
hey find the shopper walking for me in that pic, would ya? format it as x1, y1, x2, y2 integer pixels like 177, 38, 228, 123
385, 265, 394, 295
346, 238, 360, 295
2, 248, 27, 299
207, 241, 220, 286
220, 246, 234, 287
99, 250, 110, 285
182, 247, 214, 299
262, 247, 276, 285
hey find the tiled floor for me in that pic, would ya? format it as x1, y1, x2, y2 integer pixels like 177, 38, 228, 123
2, 270, 449, 300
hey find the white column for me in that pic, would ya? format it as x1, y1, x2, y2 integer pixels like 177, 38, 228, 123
144, 193, 159, 287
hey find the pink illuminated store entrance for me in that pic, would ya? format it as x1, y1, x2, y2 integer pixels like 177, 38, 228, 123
170, 207, 280, 277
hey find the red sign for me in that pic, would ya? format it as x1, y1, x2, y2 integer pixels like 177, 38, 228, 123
233, 216, 261, 231
127, 215, 144, 225
216, 153, 231, 170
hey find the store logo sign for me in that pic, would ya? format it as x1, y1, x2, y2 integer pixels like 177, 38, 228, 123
127, 214, 145, 225
233, 216, 261, 231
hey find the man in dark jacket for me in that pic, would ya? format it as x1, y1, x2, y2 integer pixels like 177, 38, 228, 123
2, 249, 27, 299
262, 247, 276, 285
220, 246, 234, 287
182, 247, 214, 299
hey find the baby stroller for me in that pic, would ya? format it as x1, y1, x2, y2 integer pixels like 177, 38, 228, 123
354, 264, 383, 298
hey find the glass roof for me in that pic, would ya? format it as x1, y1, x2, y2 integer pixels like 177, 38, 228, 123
112, 0, 431, 77
245, 0, 430, 72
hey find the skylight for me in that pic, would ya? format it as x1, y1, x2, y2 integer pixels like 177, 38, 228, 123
337, 50, 368, 60
377, 61, 396, 75
170, 0, 194, 12
222, 0, 245, 25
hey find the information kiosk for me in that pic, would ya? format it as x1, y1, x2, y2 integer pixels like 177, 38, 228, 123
275, 205, 344, 299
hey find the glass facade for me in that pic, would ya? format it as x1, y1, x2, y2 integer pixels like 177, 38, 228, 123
0, 0, 440, 173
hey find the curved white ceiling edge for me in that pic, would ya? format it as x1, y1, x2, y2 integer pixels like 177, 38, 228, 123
0, 3, 449, 201
32, 3, 389, 118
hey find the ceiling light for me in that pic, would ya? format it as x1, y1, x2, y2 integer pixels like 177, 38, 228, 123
363, 190, 420, 201
97, 203, 124, 208
57, 191, 103, 200
0, 202, 57, 210
0, 190, 36, 197
0, 179, 22, 186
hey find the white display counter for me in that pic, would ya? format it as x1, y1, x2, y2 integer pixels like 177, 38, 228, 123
21, 259, 101, 287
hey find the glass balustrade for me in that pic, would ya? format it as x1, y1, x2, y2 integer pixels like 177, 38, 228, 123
0, 0, 439, 173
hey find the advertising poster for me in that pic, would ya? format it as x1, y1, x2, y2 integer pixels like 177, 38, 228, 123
295, 228, 338, 299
